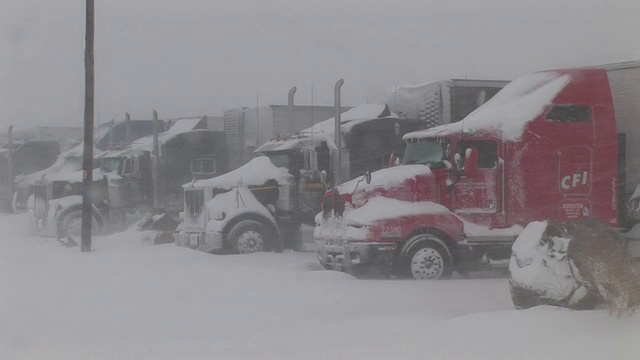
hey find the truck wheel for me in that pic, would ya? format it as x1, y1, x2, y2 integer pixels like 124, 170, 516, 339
228, 220, 268, 254
404, 236, 452, 280
59, 210, 97, 238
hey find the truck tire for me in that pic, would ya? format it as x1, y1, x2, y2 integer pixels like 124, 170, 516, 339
59, 209, 97, 238
403, 235, 452, 280
228, 220, 269, 254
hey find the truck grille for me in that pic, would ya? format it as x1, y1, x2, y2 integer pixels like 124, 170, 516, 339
322, 190, 345, 218
185, 189, 204, 218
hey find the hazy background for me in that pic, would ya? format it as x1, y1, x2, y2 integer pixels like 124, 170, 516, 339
1, 0, 639, 129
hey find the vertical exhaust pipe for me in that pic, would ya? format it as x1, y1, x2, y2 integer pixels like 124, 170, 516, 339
288, 86, 297, 135
125, 111, 132, 144
152, 110, 160, 211
334, 79, 344, 184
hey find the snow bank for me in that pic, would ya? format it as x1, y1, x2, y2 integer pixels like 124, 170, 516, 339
189, 156, 293, 189
2, 213, 640, 360
405, 71, 571, 141
509, 221, 584, 307
510, 220, 640, 312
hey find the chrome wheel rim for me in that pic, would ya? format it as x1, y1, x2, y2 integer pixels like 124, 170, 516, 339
411, 247, 444, 279
237, 230, 264, 253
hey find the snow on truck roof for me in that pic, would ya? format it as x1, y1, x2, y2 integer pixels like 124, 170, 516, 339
403, 71, 571, 141
97, 117, 204, 158
187, 156, 293, 190
256, 104, 392, 152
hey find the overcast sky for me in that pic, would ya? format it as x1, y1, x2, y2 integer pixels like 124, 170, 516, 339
1, 0, 639, 130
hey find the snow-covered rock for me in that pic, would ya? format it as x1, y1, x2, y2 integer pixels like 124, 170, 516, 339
509, 219, 640, 313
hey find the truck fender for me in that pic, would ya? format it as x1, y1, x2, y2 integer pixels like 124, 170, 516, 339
55, 202, 106, 230
221, 212, 281, 250
398, 228, 454, 261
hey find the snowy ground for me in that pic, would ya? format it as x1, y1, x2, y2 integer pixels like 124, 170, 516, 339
1, 214, 639, 360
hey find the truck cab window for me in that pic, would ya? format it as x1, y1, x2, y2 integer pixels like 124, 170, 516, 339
545, 105, 592, 122
265, 153, 291, 169
101, 157, 124, 174
402, 138, 449, 169
191, 158, 217, 175
457, 140, 497, 168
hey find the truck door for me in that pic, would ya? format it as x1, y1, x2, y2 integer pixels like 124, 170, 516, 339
558, 146, 592, 221
452, 140, 504, 227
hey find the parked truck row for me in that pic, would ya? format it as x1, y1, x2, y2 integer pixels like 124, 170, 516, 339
17, 78, 505, 245
175, 79, 508, 253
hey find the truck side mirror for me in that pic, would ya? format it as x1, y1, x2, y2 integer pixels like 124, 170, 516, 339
364, 171, 372, 185
464, 147, 479, 178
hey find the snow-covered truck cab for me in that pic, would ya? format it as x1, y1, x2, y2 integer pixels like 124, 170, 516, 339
29, 153, 139, 238
176, 156, 298, 253
316, 66, 640, 279
30, 126, 228, 239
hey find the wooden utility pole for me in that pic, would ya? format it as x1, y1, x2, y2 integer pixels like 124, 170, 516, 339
152, 110, 160, 211
81, 0, 95, 252
7, 125, 14, 213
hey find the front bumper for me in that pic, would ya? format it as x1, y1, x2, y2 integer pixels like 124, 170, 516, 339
316, 239, 397, 274
175, 231, 223, 252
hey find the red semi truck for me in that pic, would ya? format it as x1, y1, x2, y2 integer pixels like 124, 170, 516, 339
315, 62, 640, 279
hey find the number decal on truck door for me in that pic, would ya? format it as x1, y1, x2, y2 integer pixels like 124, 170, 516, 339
380, 226, 402, 238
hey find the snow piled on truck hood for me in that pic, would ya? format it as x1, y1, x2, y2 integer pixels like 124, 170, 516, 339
336, 164, 431, 194
187, 156, 293, 189
404, 71, 571, 141
346, 197, 450, 225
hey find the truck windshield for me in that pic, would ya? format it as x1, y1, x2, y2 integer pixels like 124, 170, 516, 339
101, 157, 124, 174
265, 153, 291, 169
402, 139, 449, 168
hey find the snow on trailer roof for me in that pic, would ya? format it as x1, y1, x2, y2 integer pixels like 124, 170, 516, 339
97, 117, 204, 158
403, 71, 571, 141
186, 156, 293, 190
256, 104, 392, 151
255, 134, 331, 152
40, 168, 122, 183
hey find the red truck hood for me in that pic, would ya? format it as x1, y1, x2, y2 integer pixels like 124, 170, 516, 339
335, 165, 435, 207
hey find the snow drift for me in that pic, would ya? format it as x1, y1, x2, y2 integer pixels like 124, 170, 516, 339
509, 219, 640, 313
